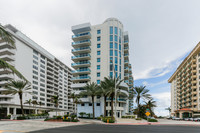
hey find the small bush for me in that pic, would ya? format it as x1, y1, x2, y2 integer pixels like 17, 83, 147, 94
97, 117, 102, 120
121, 115, 135, 119
17, 116, 26, 120
148, 119, 158, 122
102, 117, 115, 123
56, 116, 62, 119
136, 118, 142, 120
72, 119, 79, 122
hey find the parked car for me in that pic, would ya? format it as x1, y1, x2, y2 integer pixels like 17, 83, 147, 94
188, 118, 194, 121
172, 117, 181, 120
193, 118, 200, 121
184, 118, 189, 121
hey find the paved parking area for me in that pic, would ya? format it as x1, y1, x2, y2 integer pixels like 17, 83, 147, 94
0, 119, 86, 133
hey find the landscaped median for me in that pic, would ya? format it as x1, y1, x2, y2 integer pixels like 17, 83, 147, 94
44, 114, 79, 122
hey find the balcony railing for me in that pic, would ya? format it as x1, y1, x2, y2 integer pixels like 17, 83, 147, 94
72, 47, 91, 52
71, 54, 91, 59
72, 68, 91, 73
72, 39, 90, 45
124, 40, 129, 43
71, 62, 90, 66
72, 32, 90, 38
72, 76, 91, 80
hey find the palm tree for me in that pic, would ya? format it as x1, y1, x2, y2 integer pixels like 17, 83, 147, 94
24, 99, 32, 115
133, 86, 151, 118
3, 80, 31, 116
79, 82, 99, 119
145, 99, 157, 117
0, 24, 26, 80
165, 107, 171, 116
69, 92, 82, 114
31, 100, 38, 114
99, 81, 109, 117
102, 77, 126, 120
51, 95, 59, 116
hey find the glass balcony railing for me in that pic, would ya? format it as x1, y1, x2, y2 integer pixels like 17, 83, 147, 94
124, 40, 129, 43
72, 68, 91, 73
72, 47, 91, 52
125, 80, 129, 83
71, 62, 90, 66
72, 32, 90, 38
124, 67, 129, 70
106, 98, 126, 101
124, 47, 128, 50
124, 53, 128, 56
72, 76, 91, 80
124, 60, 129, 63
72, 39, 90, 45
71, 54, 91, 59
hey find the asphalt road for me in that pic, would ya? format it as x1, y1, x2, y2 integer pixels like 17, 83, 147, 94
30, 124, 200, 133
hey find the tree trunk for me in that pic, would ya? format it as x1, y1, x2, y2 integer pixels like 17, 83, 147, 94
137, 97, 140, 118
104, 96, 106, 117
111, 95, 114, 120
19, 94, 24, 117
92, 96, 95, 119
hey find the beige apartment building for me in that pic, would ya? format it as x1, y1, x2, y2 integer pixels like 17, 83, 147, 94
168, 42, 200, 118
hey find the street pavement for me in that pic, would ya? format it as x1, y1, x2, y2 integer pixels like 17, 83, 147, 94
0, 119, 200, 133
30, 124, 200, 133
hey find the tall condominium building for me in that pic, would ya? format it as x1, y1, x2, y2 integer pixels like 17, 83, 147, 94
168, 42, 200, 118
71, 18, 134, 118
0, 25, 73, 118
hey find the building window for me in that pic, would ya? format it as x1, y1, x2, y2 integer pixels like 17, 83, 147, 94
81, 103, 85, 106
115, 27, 118, 35
97, 51, 101, 55
33, 81, 38, 85
115, 35, 118, 42
33, 60, 38, 65
89, 103, 92, 106
97, 80, 100, 84
33, 55, 38, 60
115, 43, 118, 49
97, 65, 100, 70
97, 43, 101, 48
97, 30, 101, 34
115, 50, 118, 56
97, 36, 101, 41
33, 75, 38, 80
110, 35, 113, 41
33, 86, 38, 90
33, 65, 38, 70
33, 50, 38, 55
97, 58, 101, 62
110, 50, 113, 56
33, 70, 38, 75
115, 57, 118, 64
97, 72, 100, 77
96, 103, 101, 106
115, 65, 118, 71
110, 42, 113, 48
110, 57, 113, 63
119, 44, 121, 50
110, 72, 113, 78
110, 26, 113, 34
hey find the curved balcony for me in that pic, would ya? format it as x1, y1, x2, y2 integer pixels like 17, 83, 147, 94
72, 39, 91, 48
71, 76, 91, 82
72, 68, 91, 75
71, 54, 91, 61
0, 48, 15, 56
71, 61, 91, 69
72, 32, 91, 41
72, 47, 91, 54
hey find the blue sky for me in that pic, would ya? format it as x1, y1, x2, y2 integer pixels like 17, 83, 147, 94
1, 0, 200, 116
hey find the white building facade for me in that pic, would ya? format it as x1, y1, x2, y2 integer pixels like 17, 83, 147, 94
71, 18, 134, 118
0, 25, 73, 118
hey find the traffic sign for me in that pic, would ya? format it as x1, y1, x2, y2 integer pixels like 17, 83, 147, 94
145, 112, 150, 116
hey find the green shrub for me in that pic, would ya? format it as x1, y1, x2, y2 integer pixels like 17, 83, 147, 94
136, 118, 142, 120
121, 115, 135, 119
79, 112, 86, 117
148, 119, 158, 122
97, 117, 102, 120
17, 116, 26, 120
56, 116, 62, 119
102, 117, 115, 123
72, 119, 79, 122
63, 118, 71, 122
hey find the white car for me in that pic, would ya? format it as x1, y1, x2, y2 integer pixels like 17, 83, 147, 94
188, 118, 194, 121
184, 118, 189, 121
174, 117, 181, 120
193, 118, 200, 121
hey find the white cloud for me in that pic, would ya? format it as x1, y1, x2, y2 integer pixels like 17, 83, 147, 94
151, 92, 171, 116
142, 79, 167, 88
